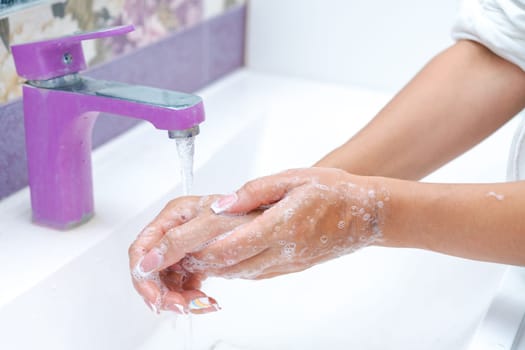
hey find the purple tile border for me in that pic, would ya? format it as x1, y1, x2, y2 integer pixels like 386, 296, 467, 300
0, 4, 246, 202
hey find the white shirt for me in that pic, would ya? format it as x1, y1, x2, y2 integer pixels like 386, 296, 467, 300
452, 0, 525, 72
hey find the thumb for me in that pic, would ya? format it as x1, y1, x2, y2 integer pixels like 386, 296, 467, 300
211, 172, 300, 214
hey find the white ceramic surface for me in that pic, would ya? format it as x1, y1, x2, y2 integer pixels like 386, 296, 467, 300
247, 0, 458, 92
0, 70, 520, 349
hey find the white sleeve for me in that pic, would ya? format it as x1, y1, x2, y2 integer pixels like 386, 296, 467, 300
452, 0, 525, 71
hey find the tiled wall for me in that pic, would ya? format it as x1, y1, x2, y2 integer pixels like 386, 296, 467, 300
0, 1, 246, 201
0, 0, 244, 104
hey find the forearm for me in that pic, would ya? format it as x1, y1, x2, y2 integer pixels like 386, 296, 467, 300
377, 177, 525, 265
316, 40, 525, 180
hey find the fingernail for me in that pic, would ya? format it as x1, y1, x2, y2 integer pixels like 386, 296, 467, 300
143, 298, 153, 311
166, 303, 186, 314
211, 193, 238, 214
139, 248, 164, 274
189, 297, 220, 311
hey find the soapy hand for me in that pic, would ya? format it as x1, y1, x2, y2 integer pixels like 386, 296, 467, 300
128, 195, 260, 314
183, 168, 389, 280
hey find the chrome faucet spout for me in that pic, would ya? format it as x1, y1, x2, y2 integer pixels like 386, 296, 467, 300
26, 74, 205, 131
168, 125, 200, 139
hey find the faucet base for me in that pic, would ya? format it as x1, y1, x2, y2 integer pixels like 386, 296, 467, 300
22, 75, 204, 230
23, 85, 98, 231
33, 212, 95, 231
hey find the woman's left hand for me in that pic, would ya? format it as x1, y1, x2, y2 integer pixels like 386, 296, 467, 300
180, 168, 389, 280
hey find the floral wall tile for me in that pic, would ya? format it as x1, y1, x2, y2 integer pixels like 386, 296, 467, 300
0, 0, 245, 104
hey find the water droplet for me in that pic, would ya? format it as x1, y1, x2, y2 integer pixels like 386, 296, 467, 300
282, 242, 297, 257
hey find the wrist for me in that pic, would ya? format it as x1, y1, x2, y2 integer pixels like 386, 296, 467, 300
362, 176, 419, 249
340, 174, 392, 247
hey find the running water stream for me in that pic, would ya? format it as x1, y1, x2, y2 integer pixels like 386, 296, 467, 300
174, 135, 196, 349
176, 136, 195, 196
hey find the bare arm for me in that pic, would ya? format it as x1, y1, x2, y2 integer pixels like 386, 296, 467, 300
316, 40, 525, 180
130, 40, 525, 304
382, 178, 525, 265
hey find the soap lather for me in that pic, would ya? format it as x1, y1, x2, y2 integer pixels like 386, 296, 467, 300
11, 25, 205, 230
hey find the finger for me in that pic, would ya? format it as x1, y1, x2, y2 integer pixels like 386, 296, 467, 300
160, 266, 205, 291
156, 268, 216, 314
199, 197, 311, 280
133, 271, 214, 315
150, 196, 202, 231
130, 197, 212, 313
217, 258, 309, 281
138, 212, 257, 275
254, 271, 286, 280
252, 262, 310, 280
129, 196, 201, 269
132, 278, 162, 307
162, 290, 220, 314
162, 288, 219, 314
209, 248, 276, 280
183, 272, 206, 290
129, 222, 189, 306
160, 265, 191, 291
163, 271, 216, 314
132, 272, 186, 313
186, 207, 284, 271
181, 291, 220, 314
210, 169, 308, 214
186, 229, 268, 272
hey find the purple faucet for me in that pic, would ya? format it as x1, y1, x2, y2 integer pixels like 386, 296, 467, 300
11, 25, 205, 230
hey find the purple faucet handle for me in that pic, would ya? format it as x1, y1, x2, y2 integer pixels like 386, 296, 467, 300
11, 25, 135, 81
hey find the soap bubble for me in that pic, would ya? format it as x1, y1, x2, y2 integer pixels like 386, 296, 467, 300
315, 184, 330, 191
282, 242, 297, 257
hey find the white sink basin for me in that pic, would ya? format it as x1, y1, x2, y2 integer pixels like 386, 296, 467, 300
467, 267, 525, 350
0, 69, 520, 349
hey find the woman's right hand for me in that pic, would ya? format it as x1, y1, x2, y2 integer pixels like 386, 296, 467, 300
128, 195, 261, 314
